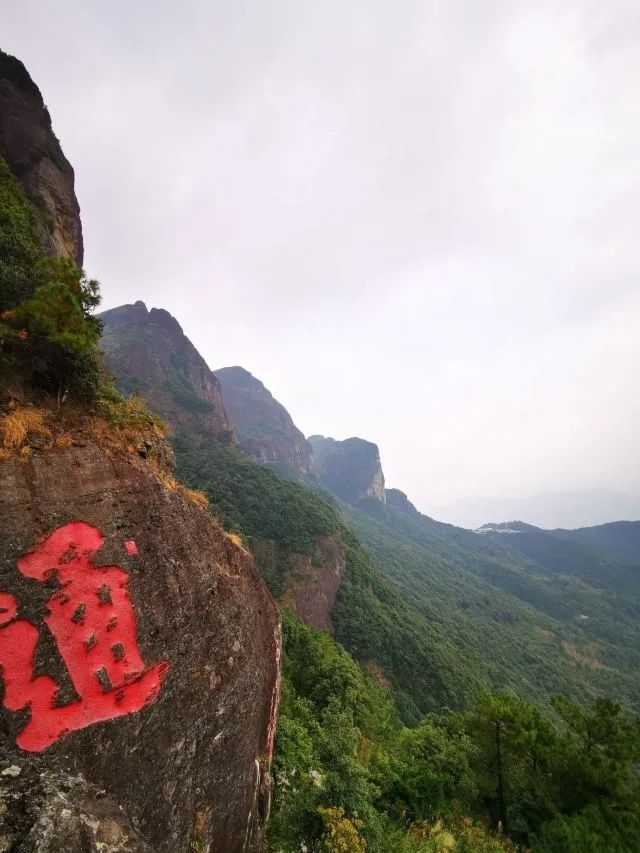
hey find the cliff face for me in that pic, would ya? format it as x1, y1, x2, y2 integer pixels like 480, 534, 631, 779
252, 535, 345, 632
100, 302, 234, 442
385, 488, 418, 515
0, 50, 83, 266
308, 435, 386, 507
0, 439, 280, 852
214, 366, 313, 476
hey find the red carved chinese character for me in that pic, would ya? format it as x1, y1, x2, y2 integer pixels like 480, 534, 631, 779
0, 522, 169, 752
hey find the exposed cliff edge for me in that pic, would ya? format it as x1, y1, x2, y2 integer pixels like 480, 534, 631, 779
100, 302, 234, 443
308, 435, 386, 507
0, 49, 83, 265
0, 433, 280, 852
214, 366, 313, 476
0, 50, 279, 851
101, 313, 345, 635
385, 488, 419, 515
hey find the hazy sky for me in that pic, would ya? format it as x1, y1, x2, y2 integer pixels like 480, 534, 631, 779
3, 1, 639, 518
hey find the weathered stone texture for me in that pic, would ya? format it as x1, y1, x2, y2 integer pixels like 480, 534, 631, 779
214, 367, 313, 476
0, 443, 280, 852
0, 49, 83, 265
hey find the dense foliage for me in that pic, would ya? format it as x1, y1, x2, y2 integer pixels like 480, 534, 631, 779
273, 611, 640, 852
0, 156, 101, 403
174, 433, 640, 850
343, 501, 640, 714
175, 435, 486, 718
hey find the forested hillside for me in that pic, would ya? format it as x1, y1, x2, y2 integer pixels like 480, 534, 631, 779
343, 500, 640, 713
101, 306, 640, 851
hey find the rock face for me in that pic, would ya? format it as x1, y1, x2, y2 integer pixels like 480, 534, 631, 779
0, 442, 280, 852
385, 488, 418, 515
253, 536, 345, 632
0, 49, 83, 266
281, 536, 345, 631
0, 754, 153, 852
100, 302, 234, 443
214, 367, 313, 476
308, 435, 386, 507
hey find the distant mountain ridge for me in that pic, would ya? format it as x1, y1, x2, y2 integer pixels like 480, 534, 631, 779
309, 434, 386, 507
214, 365, 313, 475
99, 305, 640, 714
432, 489, 640, 530
100, 301, 234, 442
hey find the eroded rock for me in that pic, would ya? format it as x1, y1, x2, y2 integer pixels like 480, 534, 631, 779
0, 50, 83, 266
0, 442, 280, 852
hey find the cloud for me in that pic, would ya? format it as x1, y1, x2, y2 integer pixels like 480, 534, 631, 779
2, 0, 639, 509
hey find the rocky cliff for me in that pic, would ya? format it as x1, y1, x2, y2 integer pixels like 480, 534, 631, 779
0, 50, 280, 851
385, 488, 418, 515
0, 433, 280, 852
308, 435, 386, 507
100, 302, 234, 442
214, 366, 313, 476
0, 49, 83, 266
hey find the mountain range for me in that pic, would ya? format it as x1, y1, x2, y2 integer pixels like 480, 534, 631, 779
3, 46, 639, 850
100, 301, 640, 719
432, 489, 640, 530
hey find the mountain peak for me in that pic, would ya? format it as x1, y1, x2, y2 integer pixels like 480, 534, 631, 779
100, 303, 233, 441
308, 435, 386, 506
0, 49, 83, 265
214, 366, 312, 475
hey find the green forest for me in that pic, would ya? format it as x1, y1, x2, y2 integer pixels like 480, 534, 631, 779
175, 435, 640, 852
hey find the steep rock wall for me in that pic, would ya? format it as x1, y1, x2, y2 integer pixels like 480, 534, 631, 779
308, 435, 386, 507
100, 302, 234, 443
0, 441, 279, 852
0, 49, 83, 265
214, 366, 313, 476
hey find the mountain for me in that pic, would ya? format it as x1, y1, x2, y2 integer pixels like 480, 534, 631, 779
99, 321, 640, 715
308, 434, 386, 507
306, 431, 640, 712
0, 48, 83, 265
0, 53, 278, 852
6, 47, 639, 853
432, 488, 640, 530
100, 308, 486, 718
214, 365, 313, 476
100, 301, 234, 442
477, 520, 640, 598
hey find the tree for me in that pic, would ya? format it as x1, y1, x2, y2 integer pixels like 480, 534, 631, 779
465, 692, 557, 841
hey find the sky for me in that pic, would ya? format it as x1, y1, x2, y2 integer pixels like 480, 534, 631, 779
3, 1, 639, 523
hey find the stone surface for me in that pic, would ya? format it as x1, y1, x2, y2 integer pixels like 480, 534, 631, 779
0, 49, 83, 266
100, 302, 234, 443
254, 536, 345, 632
308, 435, 386, 507
0, 751, 153, 852
0, 442, 280, 852
214, 367, 313, 476
385, 488, 418, 515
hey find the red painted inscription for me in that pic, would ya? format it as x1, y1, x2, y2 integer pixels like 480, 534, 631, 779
0, 522, 169, 752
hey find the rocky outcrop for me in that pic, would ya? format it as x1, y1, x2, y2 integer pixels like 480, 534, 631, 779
214, 367, 313, 476
308, 435, 386, 507
100, 302, 234, 443
0, 755, 153, 852
0, 49, 83, 266
385, 488, 418, 515
282, 535, 345, 631
0, 440, 280, 852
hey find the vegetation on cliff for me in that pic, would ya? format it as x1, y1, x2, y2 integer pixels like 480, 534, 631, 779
0, 157, 100, 404
271, 610, 640, 852
174, 434, 640, 850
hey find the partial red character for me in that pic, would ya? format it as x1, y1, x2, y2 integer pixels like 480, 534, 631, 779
0, 522, 169, 752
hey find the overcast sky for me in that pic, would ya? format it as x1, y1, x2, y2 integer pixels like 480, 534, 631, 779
3, 1, 639, 521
